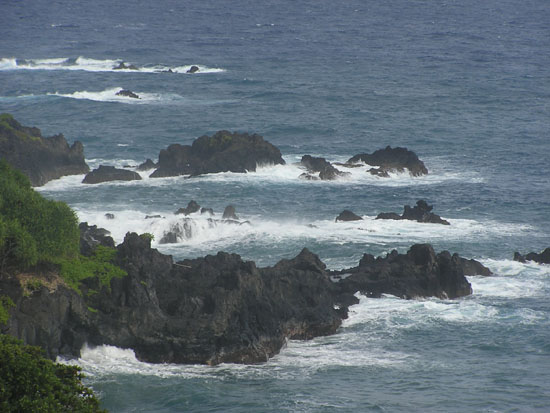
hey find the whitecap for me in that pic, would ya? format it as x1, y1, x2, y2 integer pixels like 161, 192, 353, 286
0, 56, 226, 74
47, 87, 174, 104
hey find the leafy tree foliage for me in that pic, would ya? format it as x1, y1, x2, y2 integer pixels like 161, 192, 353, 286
0, 160, 79, 271
0, 334, 105, 412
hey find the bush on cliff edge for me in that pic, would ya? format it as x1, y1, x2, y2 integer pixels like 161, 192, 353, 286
0, 334, 105, 412
0, 160, 79, 273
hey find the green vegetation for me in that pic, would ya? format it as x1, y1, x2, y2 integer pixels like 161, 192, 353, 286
0, 334, 105, 412
0, 160, 79, 273
0, 160, 126, 293
58, 246, 126, 294
0, 113, 41, 142
0, 295, 15, 325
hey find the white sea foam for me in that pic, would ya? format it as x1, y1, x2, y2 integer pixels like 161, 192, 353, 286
468, 259, 550, 299
70, 203, 534, 260
0, 57, 225, 74
47, 87, 183, 104
58, 344, 216, 379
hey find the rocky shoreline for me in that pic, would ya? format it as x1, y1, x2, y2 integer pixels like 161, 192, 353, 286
1, 225, 492, 365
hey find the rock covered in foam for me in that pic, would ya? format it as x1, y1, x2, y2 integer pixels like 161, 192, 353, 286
347, 146, 428, 177
82, 165, 142, 184
376, 199, 450, 225
514, 248, 550, 264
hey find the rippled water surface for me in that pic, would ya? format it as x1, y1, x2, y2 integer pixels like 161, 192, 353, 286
2, 0, 550, 411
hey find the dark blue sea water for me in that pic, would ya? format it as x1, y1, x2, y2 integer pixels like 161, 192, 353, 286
2, 0, 550, 411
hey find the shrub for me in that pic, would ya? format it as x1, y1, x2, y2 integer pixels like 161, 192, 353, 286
0, 334, 105, 412
58, 246, 127, 294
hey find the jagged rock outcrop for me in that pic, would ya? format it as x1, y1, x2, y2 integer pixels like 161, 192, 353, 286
137, 158, 157, 171
513, 248, 550, 264
79, 222, 115, 256
222, 205, 239, 220
82, 165, 142, 184
376, 200, 450, 225
347, 146, 428, 177
336, 210, 363, 222
150, 131, 285, 177
175, 200, 201, 215
115, 89, 140, 99
1, 230, 490, 364
333, 244, 490, 299
0, 114, 89, 186
299, 155, 350, 180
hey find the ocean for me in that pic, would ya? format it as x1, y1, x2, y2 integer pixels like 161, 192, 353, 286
1, 0, 550, 411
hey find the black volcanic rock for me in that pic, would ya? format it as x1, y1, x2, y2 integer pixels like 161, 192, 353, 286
336, 210, 363, 222
175, 200, 201, 215
1, 233, 490, 364
187, 65, 199, 73
79, 222, 115, 256
300, 155, 350, 181
150, 131, 285, 178
0, 114, 89, 186
376, 200, 450, 225
137, 158, 157, 171
347, 146, 428, 177
82, 165, 142, 184
222, 205, 239, 220
514, 248, 550, 264
333, 244, 483, 299
115, 89, 140, 99
113, 62, 138, 70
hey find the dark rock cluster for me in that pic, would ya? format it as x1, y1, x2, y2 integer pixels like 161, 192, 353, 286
347, 146, 428, 177
299, 155, 350, 180
115, 89, 140, 99
376, 200, 450, 225
0, 114, 89, 186
150, 131, 285, 178
513, 248, 550, 264
1, 229, 491, 364
333, 244, 491, 300
82, 165, 142, 184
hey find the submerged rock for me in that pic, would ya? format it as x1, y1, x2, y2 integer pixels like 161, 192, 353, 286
82, 165, 142, 184
113, 62, 139, 70
0, 114, 89, 186
222, 205, 239, 220
347, 146, 428, 177
150, 130, 285, 178
175, 200, 201, 215
300, 155, 350, 181
336, 210, 363, 222
376, 200, 450, 225
513, 248, 550, 264
115, 89, 140, 99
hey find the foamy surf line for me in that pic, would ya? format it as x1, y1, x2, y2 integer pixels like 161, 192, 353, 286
47, 87, 182, 104
0, 57, 225, 74
72, 206, 535, 255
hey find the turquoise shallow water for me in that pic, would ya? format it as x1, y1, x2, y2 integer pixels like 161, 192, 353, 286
2, 0, 550, 411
